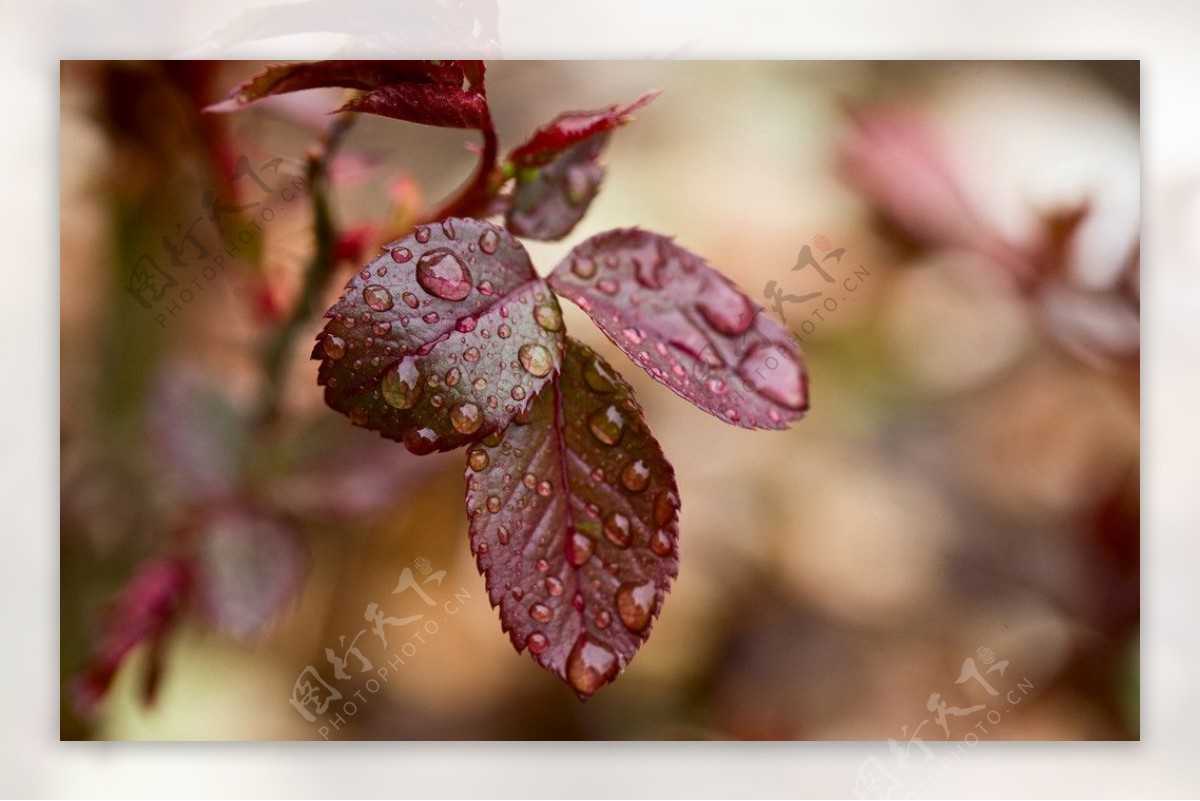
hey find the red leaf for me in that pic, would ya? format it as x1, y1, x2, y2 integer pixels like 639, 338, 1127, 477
191, 506, 309, 644
72, 557, 192, 716
549, 229, 809, 429
206, 60, 490, 130
503, 92, 658, 241
314, 218, 565, 454
465, 338, 679, 699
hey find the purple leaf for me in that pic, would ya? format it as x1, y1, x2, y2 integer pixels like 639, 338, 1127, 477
465, 338, 679, 699
72, 557, 192, 716
314, 218, 565, 454
206, 60, 490, 130
191, 506, 309, 644
503, 92, 658, 241
549, 229, 809, 429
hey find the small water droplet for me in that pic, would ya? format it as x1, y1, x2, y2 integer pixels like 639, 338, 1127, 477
596, 278, 619, 295
511, 386, 527, 401
401, 291, 419, 309
391, 246, 412, 263
621, 327, 645, 345
536, 480, 553, 497
463, 346, 481, 362
497, 324, 511, 339
518, 343, 554, 377
566, 636, 618, 696
571, 256, 597, 280
322, 334, 346, 360
450, 402, 483, 435
416, 249, 473, 301
526, 631, 549, 655
456, 317, 478, 333
738, 343, 807, 410
649, 529, 672, 556
545, 577, 564, 596
654, 490, 679, 527
440, 218, 456, 239
530, 603, 553, 623
472, 377, 488, 392
497, 525, 510, 545
445, 367, 461, 387
422, 311, 440, 324
568, 530, 595, 566
476, 541, 489, 555
467, 448, 489, 472
363, 284, 394, 312
603, 511, 632, 548
479, 227, 500, 254
430, 394, 445, 408
536, 558, 550, 572
373, 321, 392, 336
381, 357, 422, 409
415, 226, 431, 243
485, 495, 501, 513
595, 610, 612, 629
511, 586, 524, 601
620, 459, 651, 493
616, 580, 656, 633
402, 426, 438, 455
582, 356, 617, 393
477, 280, 495, 296
534, 303, 563, 332
564, 163, 594, 206
587, 404, 625, 446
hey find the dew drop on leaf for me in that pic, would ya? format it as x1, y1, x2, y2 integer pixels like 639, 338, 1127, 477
322, 334, 346, 360
603, 511, 632, 548
479, 227, 500, 255
587, 404, 625, 446
530, 603, 553, 623
620, 459, 651, 493
467, 448, 490, 472
526, 632, 549, 654
381, 357, 422, 409
615, 580, 656, 633
415, 249, 473, 301
363, 284, 395, 312
519, 343, 554, 377
566, 636, 618, 697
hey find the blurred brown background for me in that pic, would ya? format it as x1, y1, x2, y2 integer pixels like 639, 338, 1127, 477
60, 60, 1139, 740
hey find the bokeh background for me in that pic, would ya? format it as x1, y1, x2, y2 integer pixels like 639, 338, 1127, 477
60, 60, 1139, 741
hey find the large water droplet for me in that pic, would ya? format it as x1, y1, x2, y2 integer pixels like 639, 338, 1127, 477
381, 357, 422, 409
478, 227, 500, 255
416, 249, 473, 301
571, 256, 597, 280
654, 490, 680, 527
649, 528, 673, 557
530, 603, 553, 623
581, 356, 617, 393
588, 404, 626, 446
603, 511, 632, 548
616, 580, 656, 633
545, 577, 564, 596
467, 448, 489, 472
620, 459, 651, 493
402, 426, 438, 455
449, 402, 482, 435
519, 343, 554, 377
697, 278, 756, 336
391, 246, 412, 263
363, 284, 395, 312
534, 303, 563, 332
566, 636, 618, 696
526, 631, 549, 655
737, 343, 807, 410
322, 334, 346, 360
568, 529, 595, 566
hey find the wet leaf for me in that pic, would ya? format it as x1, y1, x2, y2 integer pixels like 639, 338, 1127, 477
503, 92, 658, 241
191, 506, 309, 644
549, 229, 809, 429
464, 338, 679, 699
206, 60, 490, 129
72, 557, 191, 716
314, 218, 565, 454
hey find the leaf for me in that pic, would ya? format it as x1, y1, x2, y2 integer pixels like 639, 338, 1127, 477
206, 60, 490, 130
464, 338, 680, 699
314, 218, 565, 454
548, 229, 809, 429
191, 506, 309, 644
72, 557, 191, 716
503, 91, 658, 241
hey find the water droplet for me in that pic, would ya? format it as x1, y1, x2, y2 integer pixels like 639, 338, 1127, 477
591, 468, 605, 482
430, 394, 445, 408
697, 278, 756, 335
603, 511, 632, 548
588, 404, 625, 446
582, 356, 617, 393
738, 343, 807, 410
518, 343, 554, 377
571, 256, 597, 280
621, 459, 650, 493
724, 407, 740, 423
511, 586, 524, 601
402, 426, 438, 455
467, 448, 489, 472
596, 278, 619, 295
373, 321, 392, 336
649, 529, 672, 557
463, 346, 481, 362
322, 334, 346, 360
440, 218, 456, 239
416, 249, 473, 301
616, 580, 656, 633
391, 246, 412, 263
477, 280, 495, 296
566, 636, 618, 696
536, 480, 553, 497
476, 541, 489, 555
522, 473, 537, 490
479, 227, 500, 254
545, 577, 564, 596
511, 386, 527, 401
564, 163, 594, 206
472, 377, 488, 392
485, 495, 501, 513
450, 402, 483, 435
497, 525, 510, 545
400, 291, 419, 309
534, 303, 563, 332
526, 632, 549, 655
621, 327, 645, 345
536, 558, 550, 572
422, 312, 440, 324
706, 376, 729, 395
414, 226, 431, 243
381, 357, 422, 409
445, 367, 461, 387
456, 317, 478, 333
568, 530, 595, 566
654, 490, 679, 527
361, 284, 394, 312
529, 603, 553, 623
497, 324, 511, 339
